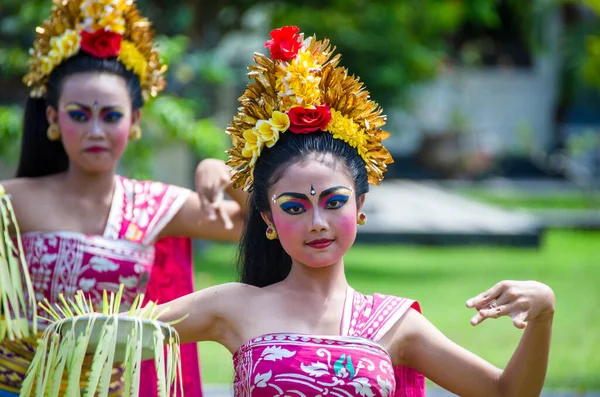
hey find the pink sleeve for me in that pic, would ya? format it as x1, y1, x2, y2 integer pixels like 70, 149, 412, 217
390, 300, 426, 397
115, 178, 191, 245
140, 237, 203, 397
393, 366, 426, 397
344, 290, 426, 397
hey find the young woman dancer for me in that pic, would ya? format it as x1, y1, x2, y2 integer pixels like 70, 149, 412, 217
157, 26, 555, 397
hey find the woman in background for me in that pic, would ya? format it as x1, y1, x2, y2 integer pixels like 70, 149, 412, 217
0, 0, 246, 395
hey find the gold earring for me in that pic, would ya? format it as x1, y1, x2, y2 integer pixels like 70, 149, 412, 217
47, 124, 61, 141
266, 225, 278, 240
129, 125, 142, 140
357, 211, 367, 225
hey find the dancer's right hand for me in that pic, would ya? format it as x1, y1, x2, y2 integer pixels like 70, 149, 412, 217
194, 158, 234, 229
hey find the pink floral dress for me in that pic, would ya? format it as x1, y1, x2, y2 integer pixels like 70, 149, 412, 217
0, 176, 198, 395
233, 287, 426, 397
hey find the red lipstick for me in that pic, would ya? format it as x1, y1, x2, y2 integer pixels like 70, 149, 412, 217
84, 146, 108, 153
306, 239, 334, 249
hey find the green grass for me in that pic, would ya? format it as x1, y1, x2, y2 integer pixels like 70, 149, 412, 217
193, 230, 600, 391
455, 189, 600, 210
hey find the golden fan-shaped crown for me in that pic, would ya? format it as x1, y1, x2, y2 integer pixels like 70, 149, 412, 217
226, 26, 393, 191
23, 0, 166, 100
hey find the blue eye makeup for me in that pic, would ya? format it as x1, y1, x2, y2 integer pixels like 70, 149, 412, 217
279, 201, 308, 215
66, 106, 90, 122
276, 194, 312, 215
274, 186, 352, 214
102, 111, 124, 122
64, 103, 125, 123
324, 194, 349, 209
319, 187, 353, 209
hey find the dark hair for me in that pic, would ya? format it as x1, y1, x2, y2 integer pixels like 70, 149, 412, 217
237, 132, 369, 287
16, 53, 144, 177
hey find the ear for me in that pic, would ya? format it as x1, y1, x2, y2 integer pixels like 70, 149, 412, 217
260, 211, 274, 227
46, 106, 58, 125
357, 193, 366, 211
131, 109, 141, 126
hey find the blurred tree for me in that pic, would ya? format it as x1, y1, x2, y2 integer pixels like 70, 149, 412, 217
574, 0, 600, 90
1, 0, 594, 177
270, 0, 497, 107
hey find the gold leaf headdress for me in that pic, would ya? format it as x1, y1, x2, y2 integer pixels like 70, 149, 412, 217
23, 0, 166, 100
226, 26, 394, 191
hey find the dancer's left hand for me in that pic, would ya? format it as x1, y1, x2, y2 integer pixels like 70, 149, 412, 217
195, 158, 234, 229
466, 280, 555, 329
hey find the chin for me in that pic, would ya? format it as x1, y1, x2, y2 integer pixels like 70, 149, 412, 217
80, 163, 117, 174
299, 254, 342, 269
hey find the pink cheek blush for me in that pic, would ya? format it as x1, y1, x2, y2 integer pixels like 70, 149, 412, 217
337, 214, 357, 237
112, 126, 130, 151
58, 113, 82, 138
272, 213, 298, 241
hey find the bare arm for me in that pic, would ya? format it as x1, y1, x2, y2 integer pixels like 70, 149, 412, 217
499, 315, 553, 396
397, 280, 554, 397
157, 282, 250, 347
159, 194, 244, 241
159, 158, 248, 242
472, 281, 555, 397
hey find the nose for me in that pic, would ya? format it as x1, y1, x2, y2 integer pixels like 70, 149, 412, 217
310, 207, 329, 233
88, 118, 105, 139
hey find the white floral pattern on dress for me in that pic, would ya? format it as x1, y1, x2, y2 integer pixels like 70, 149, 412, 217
234, 334, 395, 397
233, 290, 426, 397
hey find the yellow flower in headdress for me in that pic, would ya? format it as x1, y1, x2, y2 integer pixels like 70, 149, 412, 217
328, 110, 369, 159
255, 121, 280, 148
98, 14, 126, 34
51, 30, 80, 54
270, 111, 291, 132
242, 129, 263, 167
119, 41, 147, 82
40, 30, 81, 75
255, 111, 290, 147
80, 0, 127, 34
276, 49, 322, 109
242, 111, 290, 166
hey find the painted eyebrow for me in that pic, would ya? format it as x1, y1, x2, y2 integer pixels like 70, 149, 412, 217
66, 102, 124, 112
276, 186, 352, 201
319, 186, 352, 200
276, 192, 308, 200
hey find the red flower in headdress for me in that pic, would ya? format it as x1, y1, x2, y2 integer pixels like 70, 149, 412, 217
265, 26, 302, 62
81, 30, 122, 58
288, 105, 332, 134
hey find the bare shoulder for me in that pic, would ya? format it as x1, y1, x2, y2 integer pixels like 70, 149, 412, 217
209, 282, 263, 307
1, 178, 31, 195
0, 176, 61, 231
1, 175, 58, 196
380, 306, 430, 366
189, 282, 262, 312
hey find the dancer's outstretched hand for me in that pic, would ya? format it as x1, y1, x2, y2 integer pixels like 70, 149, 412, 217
466, 280, 555, 329
195, 158, 234, 230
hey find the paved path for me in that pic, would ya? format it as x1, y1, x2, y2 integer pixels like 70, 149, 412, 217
357, 180, 542, 246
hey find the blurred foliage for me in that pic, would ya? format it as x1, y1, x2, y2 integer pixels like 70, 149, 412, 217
0, 0, 598, 178
557, 1, 600, 93
0, 105, 23, 163
271, 0, 500, 106
576, 0, 600, 90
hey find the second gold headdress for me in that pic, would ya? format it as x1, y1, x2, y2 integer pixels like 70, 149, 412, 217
227, 26, 394, 191
23, 0, 166, 100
